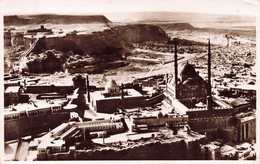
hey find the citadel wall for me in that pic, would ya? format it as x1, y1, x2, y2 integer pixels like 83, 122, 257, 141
5, 112, 70, 141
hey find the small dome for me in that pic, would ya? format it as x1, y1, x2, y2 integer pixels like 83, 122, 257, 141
180, 63, 197, 78
106, 79, 118, 89
105, 79, 119, 95
195, 102, 206, 108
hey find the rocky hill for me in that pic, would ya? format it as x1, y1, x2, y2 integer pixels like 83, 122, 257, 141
33, 24, 169, 55
22, 24, 169, 73
158, 22, 255, 38
4, 14, 111, 26
25, 50, 66, 73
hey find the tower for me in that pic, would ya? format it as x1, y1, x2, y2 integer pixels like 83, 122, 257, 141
73, 75, 86, 94
174, 38, 178, 99
121, 83, 124, 110
86, 75, 90, 103
207, 39, 212, 110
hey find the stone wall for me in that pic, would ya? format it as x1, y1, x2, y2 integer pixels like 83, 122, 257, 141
5, 112, 70, 141
188, 116, 234, 132
42, 137, 208, 160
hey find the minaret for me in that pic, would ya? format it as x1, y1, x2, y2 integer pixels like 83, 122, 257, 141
86, 75, 90, 103
121, 83, 124, 110
207, 39, 212, 110
174, 38, 178, 99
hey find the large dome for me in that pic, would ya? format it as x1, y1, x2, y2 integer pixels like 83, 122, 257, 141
182, 76, 206, 85
180, 63, 197, 78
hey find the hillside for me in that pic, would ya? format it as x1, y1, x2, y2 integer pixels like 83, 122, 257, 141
4, 14, 111, 26
32, 24, 169, 55
21, 24, 169, 73
157, 23, 255, 38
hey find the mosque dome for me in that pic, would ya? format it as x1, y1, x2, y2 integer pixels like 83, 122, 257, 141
180, 63, 197, 78
182, 76, 206, 85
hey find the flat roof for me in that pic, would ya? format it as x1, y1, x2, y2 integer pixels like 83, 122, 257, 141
237, 115, 255, 122
232, 84, 256, 91
5, 86, 20, 93
212, 96, 233, 108
7, 101, 60, 113
4, 80, 20, 84
217, 84, 256, 91
38, 139, 65, 149
91, 89, 143, 101
4, 110, 20, 115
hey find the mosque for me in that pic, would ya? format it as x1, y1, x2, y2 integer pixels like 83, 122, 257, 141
89, 79, 144, 113
164, 39, 249, 141
167, 61, 208, 108
165, 39, 213, 110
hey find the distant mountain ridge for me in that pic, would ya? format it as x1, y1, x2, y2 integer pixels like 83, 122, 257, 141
4, 14, 111, 26
106, 11, 255, 24
156, 23, 196, 31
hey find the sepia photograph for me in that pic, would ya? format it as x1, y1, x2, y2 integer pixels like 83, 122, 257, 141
1, 0, 259, 161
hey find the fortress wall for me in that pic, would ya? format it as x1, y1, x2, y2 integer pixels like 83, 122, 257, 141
5, 112, 70, 141
188, 116, 234, 132
44, 137, 207, 160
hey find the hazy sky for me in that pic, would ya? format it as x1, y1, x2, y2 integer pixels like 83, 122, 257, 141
1, 0, 258, 16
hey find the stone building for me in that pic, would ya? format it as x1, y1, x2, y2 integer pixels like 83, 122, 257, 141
235, 111, 256, 142
164, 39, 239, 137
90, 79, 144, 113
4, 86, 21, 106
165, 39, 211, 109
164, 39, 256, 142
167, 62, 208, 108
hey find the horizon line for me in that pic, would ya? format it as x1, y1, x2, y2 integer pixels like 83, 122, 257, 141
3, 10, 256, 17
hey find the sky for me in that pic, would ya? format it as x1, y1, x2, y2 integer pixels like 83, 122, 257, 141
1, 0, 259, 16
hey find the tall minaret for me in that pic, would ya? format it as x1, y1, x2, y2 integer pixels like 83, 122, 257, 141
86, 75, 90, 103
174, 38, 178, 99
207, 39, 212, 110
121, 83, 124, 110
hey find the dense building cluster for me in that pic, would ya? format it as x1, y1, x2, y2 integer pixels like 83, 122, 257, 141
4, 21, 256, 160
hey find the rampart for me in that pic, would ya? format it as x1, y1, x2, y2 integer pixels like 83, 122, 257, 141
42, 137, 208, 160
